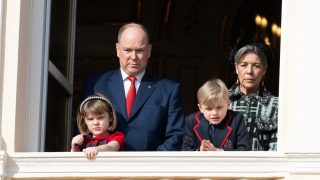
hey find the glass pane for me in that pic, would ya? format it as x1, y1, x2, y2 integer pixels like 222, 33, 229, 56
49, 0, 71, 77
45, 74, 70, 152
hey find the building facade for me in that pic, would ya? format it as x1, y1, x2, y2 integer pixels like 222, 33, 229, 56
1, 0, 320, 179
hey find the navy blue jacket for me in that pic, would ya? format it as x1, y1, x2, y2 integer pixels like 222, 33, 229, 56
182, 110, 250, 151
82, 69, 185, 151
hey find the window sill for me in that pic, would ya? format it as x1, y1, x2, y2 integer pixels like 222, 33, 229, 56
1, 151, 320, 179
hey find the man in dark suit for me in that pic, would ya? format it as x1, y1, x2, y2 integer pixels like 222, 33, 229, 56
82, 23, 184, 151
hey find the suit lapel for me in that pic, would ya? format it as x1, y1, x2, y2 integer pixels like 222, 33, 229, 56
195, 114, 211, 141
194, 112, 234, 148
95, 70, 127, 118
214, 111, 233, 147
129, 72, 155, 120
109, 72, 127, 118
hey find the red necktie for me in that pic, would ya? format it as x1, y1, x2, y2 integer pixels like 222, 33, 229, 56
126, 76, 136, 117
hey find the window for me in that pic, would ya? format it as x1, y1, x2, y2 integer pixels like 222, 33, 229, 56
41, 0, 281, 152
43, 0, 77, 151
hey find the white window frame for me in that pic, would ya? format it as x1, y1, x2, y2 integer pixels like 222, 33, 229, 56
0, 0, 3, 150
27, 0, 76, 151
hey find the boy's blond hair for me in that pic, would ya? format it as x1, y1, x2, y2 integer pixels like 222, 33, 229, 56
197, 78, 229, 107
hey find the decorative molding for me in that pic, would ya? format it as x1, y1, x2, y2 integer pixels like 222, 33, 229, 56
0, 151, 320, 179
0, 151, 6, 178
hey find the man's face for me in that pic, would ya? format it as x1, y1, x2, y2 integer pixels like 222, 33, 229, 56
116, 27, 152, 76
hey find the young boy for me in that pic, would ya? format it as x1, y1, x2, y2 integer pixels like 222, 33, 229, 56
182, 78, 250, 151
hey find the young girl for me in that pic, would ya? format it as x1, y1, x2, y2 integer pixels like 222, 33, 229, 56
71, 94, 124, 159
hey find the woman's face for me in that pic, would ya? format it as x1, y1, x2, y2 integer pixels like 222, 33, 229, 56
235, 53, 266, 95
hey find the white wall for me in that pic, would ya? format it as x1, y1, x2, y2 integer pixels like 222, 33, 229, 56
0, 0, 4, 151
279, 0, 320, 152
0, 0, 22, 152
0, 0, 48, 152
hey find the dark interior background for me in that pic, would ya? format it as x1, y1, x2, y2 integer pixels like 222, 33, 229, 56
73, 0, 281, 119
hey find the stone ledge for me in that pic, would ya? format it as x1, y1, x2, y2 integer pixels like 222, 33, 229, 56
1, 151, 320, 179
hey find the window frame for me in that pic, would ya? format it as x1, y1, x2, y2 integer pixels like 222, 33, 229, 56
25, 0, 77, 151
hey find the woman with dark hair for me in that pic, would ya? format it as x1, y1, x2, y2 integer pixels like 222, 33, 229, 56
228, 40, 278, 151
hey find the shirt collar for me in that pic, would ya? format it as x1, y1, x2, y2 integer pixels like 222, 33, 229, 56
120, 68, 145, 82
208, 122, 217, 127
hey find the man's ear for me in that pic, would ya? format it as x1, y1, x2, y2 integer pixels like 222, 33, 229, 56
116, 43, 120, 57
147, 44, 152, 58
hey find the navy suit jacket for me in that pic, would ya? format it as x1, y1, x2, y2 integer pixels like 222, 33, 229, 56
82, 69, 185, 151
182, 110, 250, 151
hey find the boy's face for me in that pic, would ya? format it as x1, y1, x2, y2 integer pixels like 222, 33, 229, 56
198, 96, 230, 125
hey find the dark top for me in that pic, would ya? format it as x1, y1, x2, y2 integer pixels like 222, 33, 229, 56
182, 110, 250, 151
229, 85, 278, 151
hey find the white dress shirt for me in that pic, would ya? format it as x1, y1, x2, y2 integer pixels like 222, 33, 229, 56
120, 68, 145, 96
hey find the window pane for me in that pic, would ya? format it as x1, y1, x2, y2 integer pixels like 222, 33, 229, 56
49, 0, 72, 77
45, 74, 70, 152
